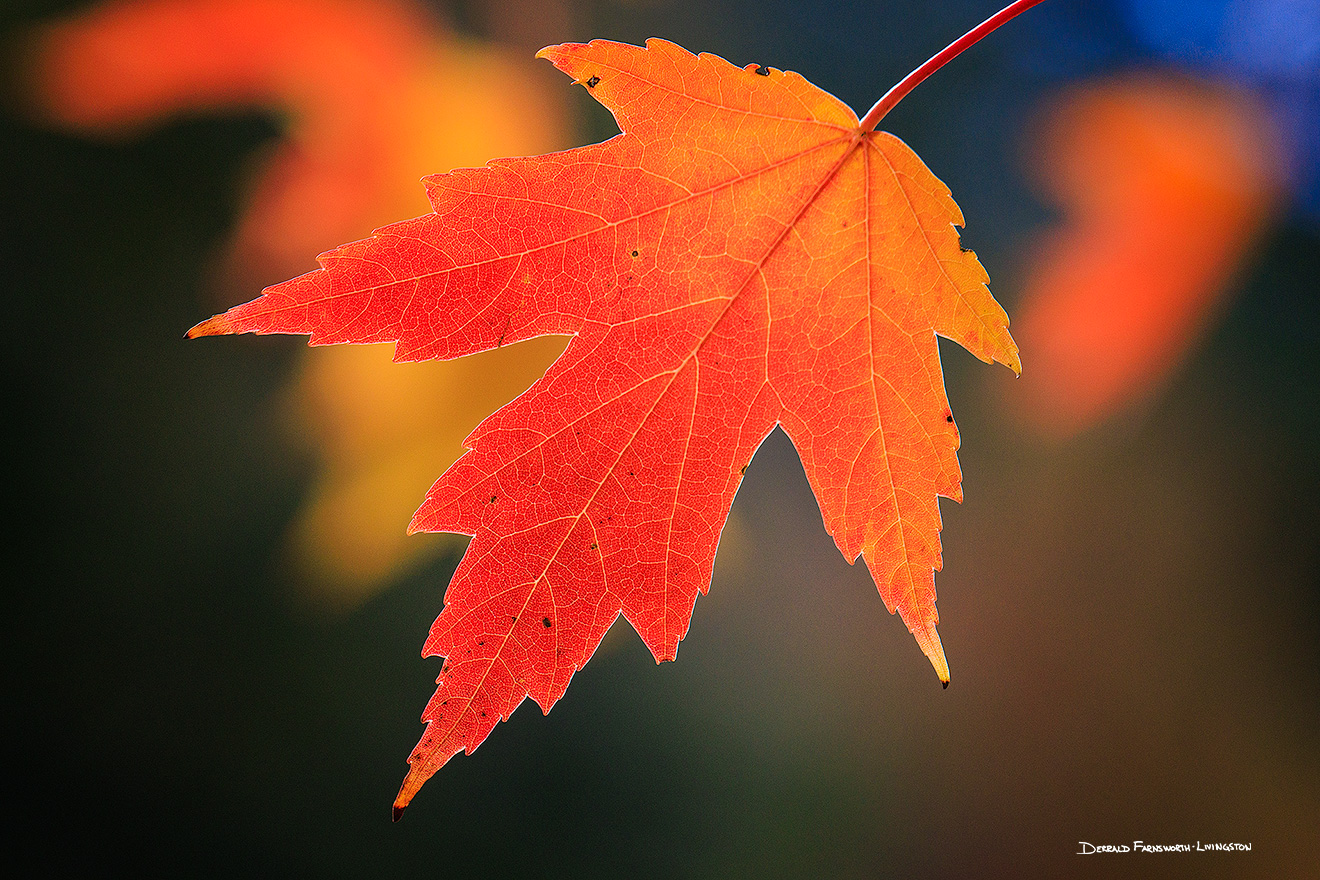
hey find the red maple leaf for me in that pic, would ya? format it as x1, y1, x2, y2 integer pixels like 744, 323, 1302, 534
192, 6, 1033, 816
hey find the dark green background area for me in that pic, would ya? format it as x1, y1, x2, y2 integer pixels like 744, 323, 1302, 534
5, 2, 1318, 876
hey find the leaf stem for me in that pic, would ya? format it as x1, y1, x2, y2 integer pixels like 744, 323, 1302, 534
858, 0, 1050, 132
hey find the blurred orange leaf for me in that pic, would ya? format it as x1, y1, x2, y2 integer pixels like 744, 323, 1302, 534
25, 0, 569, 284
26, 0, 572, 603
1011, 76, 1282, 437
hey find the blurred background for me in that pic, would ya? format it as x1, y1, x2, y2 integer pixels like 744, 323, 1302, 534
4, 0, 1318, 876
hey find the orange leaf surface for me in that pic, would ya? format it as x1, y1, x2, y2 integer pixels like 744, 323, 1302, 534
191, 38, 1019, 814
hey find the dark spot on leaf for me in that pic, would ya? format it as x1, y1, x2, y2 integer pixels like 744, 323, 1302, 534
586, 75, 600, 89
740, 464, 747, 475
489, 495, 497, 503
477, 641, 485, 646
510, 615, 517, 622
945, 414, 954, 423
590, 542, 598, 550
959, 244, 972, 254
543, 617, 552, 628
754, 65, 769, 76
942, 680, 950, 689
629, 471, 634, 477
631, 249, 639, 257
480, 711, 487, 717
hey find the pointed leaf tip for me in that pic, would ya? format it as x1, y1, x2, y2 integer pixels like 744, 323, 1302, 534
394, 762, 429, 817
1006, 348, 1023, 378
185, 314, 235, 339
909, 619, 951, 685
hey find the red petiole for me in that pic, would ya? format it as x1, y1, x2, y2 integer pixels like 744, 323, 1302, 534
858, 0, 1050, 132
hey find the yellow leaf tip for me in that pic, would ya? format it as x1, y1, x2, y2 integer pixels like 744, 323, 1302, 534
909, 619, 951, 685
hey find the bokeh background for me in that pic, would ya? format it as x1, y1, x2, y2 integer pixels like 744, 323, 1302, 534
5, 0, 1318, 876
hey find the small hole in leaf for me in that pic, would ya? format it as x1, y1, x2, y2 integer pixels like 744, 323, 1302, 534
586, 75, 600, 88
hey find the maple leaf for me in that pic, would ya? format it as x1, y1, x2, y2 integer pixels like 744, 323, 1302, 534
191, 16, 1028, 814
